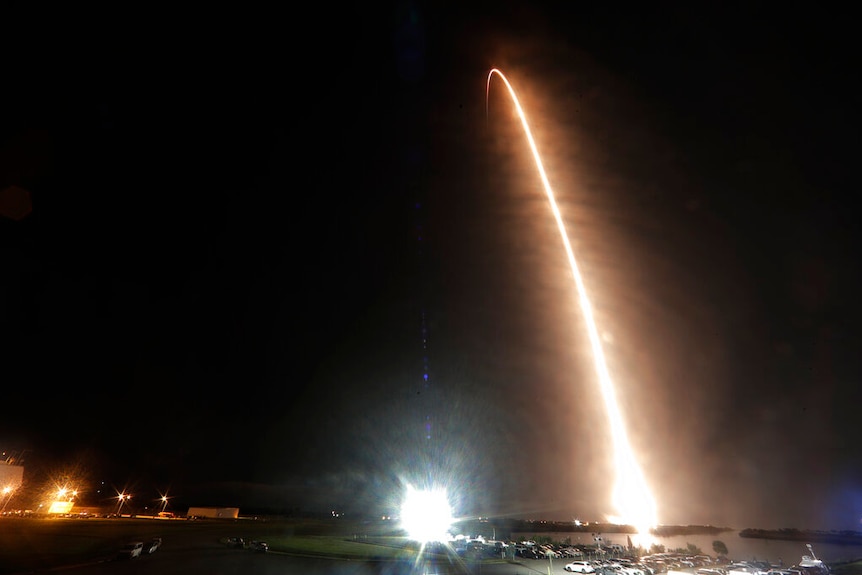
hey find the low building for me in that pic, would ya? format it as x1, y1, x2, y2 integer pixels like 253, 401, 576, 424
187, 506, 239, 519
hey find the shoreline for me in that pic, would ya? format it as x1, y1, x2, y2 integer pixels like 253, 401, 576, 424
739, 529, 862, 546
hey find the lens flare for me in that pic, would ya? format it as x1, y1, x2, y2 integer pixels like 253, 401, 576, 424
486, 68, 658, 534
400, 484, 455, 543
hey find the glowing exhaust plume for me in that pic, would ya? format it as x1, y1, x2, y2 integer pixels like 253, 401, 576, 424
486, 68, 658, 534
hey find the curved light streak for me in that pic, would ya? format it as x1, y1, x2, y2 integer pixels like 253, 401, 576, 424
486, 68, 657, 534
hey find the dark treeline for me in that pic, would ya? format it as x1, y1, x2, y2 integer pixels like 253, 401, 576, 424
739, 528, 862, 545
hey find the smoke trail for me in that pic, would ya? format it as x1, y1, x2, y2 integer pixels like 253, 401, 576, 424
486, 68, 658, 533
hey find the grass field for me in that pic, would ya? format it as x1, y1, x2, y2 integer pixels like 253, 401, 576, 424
0, 516, 419, 574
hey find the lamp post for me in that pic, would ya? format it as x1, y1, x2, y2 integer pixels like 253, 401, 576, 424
117, 494, 130, 516
1, 486, 14, 513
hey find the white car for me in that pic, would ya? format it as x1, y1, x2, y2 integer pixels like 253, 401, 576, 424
566, 561, 597, 573
117, 541, 143, 559
147, 537, 162, 553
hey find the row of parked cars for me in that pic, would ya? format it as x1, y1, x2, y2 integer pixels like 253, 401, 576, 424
226, 537, 269, 552
641, 552, 721, 572
116, 537, 162, 559
512, 542, 585, 559
564, 557, 661, 574
521, 548, 719, 575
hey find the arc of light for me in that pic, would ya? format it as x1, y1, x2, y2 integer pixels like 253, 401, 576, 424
486, 68, 657, 532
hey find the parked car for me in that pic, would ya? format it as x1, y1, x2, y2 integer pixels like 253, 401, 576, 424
147, 537, 162, 553
117, 541, 144, 559
566, 560, 597, 573
249, 540, 269, 553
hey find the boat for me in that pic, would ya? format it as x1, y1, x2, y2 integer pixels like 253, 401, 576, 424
792, 544, 830, 575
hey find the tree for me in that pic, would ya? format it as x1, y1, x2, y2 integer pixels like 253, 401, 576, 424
713, 540, 729, 557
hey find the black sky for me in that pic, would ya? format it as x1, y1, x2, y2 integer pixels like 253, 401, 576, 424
2, 3, 859, 529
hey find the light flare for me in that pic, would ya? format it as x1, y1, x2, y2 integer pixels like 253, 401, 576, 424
400, 484, 455, 543
486, 68, 658, 533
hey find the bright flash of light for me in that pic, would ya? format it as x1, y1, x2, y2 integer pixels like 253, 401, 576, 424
400, 484, 455, 543
486, 68, 658, 534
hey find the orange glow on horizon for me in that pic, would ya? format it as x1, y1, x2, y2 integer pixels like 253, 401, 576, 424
486, 67, 658, 534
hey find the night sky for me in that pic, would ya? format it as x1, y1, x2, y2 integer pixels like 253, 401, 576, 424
2, 4, 859, 530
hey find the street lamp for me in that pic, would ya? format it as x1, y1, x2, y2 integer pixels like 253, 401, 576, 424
58, 488, 77, 502
116, 493, 130, 516
1, 486, 14, 513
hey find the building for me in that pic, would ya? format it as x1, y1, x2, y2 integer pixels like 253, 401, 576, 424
187, 506, 239, 519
